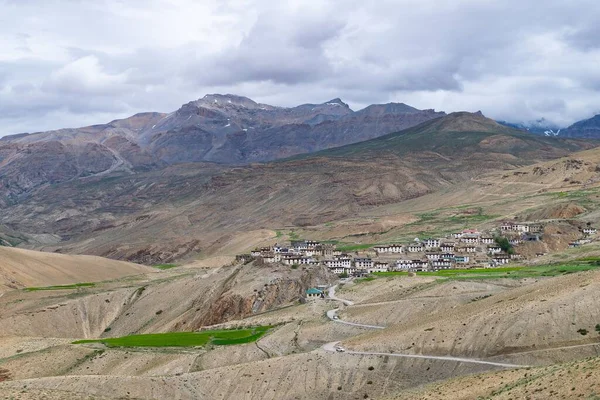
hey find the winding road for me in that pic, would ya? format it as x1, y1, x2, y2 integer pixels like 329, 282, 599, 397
324, 282, 528, 369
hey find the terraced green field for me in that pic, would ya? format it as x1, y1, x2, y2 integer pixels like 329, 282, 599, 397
73, 326, 272, 348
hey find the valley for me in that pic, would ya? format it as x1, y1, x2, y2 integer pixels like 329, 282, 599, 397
3, 104, 600, 399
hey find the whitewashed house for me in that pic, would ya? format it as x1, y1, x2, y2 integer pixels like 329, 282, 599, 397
354, 258, 374, 270
492, 254, 510, 265
374, 244, 404, 254
481, 236, 495, 245
440, 243, 455, 253
423, 238, 440, 249
461, 235, 480, 244
454, 255, 470, 263
323, 257, 352, 269
487, 246, 503, 255
407, 243, 424, 253
368, 262, 389, 273
425, 253, 442, 261
431, 259, 452, 270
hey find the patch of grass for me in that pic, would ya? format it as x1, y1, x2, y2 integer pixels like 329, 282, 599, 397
355, 276, 376, 284
72, 326, 272, 348
24, 282, 95, 291
372, 264, 600, 280
336, 243, 374, 252
275, 230, 283, 238
153, 264, 178, 270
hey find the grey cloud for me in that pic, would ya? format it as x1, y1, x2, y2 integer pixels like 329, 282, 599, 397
2, 0, 600, 136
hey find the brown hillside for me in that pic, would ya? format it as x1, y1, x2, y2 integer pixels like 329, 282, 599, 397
0, 247, 152, 290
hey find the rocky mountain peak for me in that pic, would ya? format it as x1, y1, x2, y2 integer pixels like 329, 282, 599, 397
194, 94, 274, 111
322, 98, 350, 108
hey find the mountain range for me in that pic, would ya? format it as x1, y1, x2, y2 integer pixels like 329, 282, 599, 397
1, 109, 594, 263
0, 94, 447, 206
500, 113, 600, 138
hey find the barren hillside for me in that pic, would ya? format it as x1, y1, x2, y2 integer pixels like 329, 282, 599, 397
0, 247, 153, 290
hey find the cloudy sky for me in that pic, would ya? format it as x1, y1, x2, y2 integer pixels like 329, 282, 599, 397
1, 0, 600, 136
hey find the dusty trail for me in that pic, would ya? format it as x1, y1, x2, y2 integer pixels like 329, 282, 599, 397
322, 341, 527, 368
325, 282, 529, 369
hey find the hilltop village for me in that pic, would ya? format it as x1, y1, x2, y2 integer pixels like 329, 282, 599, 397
238, 221, 598, 278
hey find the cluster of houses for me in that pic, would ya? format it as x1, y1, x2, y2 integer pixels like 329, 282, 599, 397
569, 226, 598, 248
239, 221, 598, 277
237, 240, 338, 266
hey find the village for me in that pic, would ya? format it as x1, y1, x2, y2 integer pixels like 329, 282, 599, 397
238, 221, 599, 283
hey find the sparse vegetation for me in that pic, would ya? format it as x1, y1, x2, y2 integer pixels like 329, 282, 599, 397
153, 264, 178, 270
336, 243, 374, 252
72, 326, 273, 348
494, 236, 515, 254
373, 263, 600, 280
578, 328, 589, 336
24, 282, 95, 291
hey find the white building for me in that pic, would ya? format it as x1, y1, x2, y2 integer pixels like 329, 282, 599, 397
374, 244, 404, 254
481, 236, 495, 245
323, 257, 352, 269
354, 258, 374, 270
368, 262, 389, 273
407, 243, 424, 253
423, 238, 440, 249
487, 246, 503, 255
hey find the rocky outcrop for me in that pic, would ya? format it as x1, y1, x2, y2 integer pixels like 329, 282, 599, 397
189, 264, 335, 329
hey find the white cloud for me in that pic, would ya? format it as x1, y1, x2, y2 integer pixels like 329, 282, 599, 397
1, 0, 600, 136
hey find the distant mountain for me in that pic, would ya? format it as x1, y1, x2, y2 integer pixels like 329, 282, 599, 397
497, 118, 562, 136
2, 111, 595, 263
0, 94, 445, 204
560, 114, 600, 138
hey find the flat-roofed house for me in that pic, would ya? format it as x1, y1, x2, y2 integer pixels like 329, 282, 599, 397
323, 257, 352, 269
430, 259, 452, 270
481, 236, 495, 245
440, 243, 455, 253
354, 258, 374, 270
487, 246, 502, 255
374, 244, 404, 254
407, 243, 424, 253
454, 255, 470, 263
306, 288, 324, 300
423, 238, 440, 249
492, 254, 510, 265
368, 262, 389, 273
425, 253, 442, 261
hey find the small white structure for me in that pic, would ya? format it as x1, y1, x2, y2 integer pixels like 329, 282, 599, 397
583, 227, 597, 235
306, 288, 324, 299
487, 246, 503, 255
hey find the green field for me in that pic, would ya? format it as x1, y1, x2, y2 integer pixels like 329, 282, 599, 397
72, 326, 272, 348
373, 264, 600, 280
24, 282, 96, 291
336, 243, 374, 252
153, 264, 178, 270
